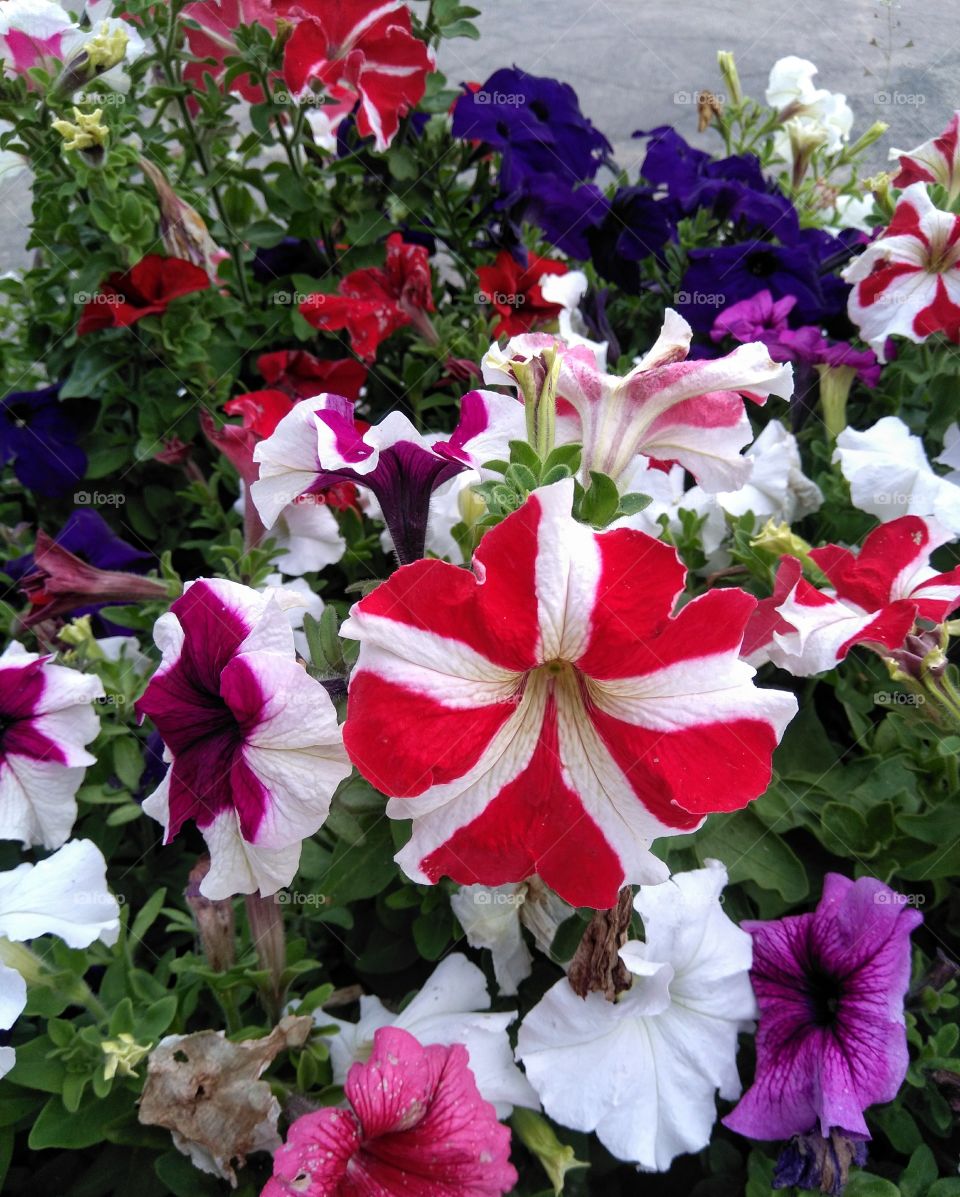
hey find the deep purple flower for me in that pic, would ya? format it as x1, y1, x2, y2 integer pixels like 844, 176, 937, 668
677, 239, 845, 332
516, 177, 610, 259
586, 186, 675, 293
724, 874, 921, 1141
250, 391, 524, 565
452, 68, 612, 190
0, 384, 86, 498
637, 125, 710, 194
773, 1131, 868, 1196
252, 237, 326, 284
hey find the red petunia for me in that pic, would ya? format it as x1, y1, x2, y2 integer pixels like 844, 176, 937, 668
477, 251, 569, 337
181, 0, 279, 103
280, 0, 435, 151
77, 255, 210, 335
257, 348, 368, 400
300, 232, 434, 361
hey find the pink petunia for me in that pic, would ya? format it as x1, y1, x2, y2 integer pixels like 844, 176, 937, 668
280, 0, 435, 151
263, 1026, 517, 1197
744, 515, 960, 676
339, 478, 797, 909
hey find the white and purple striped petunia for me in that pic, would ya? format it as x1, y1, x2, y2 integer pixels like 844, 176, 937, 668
136, 578, 351, 900
0, 642, 103, 850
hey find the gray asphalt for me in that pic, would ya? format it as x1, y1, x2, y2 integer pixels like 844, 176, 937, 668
0, 0, 955, 272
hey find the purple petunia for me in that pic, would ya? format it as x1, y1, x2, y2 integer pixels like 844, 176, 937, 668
0, 384, 86, 498
724, 873, 922, 1142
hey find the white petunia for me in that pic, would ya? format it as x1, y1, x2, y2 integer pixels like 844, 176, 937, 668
517, 861, 756, 1171
766, 57, 853, 161
450, 878, 573, 997
539, 271, 608, 368
717, 421, 822, 525
321, 953, 539, 1117
833, 416, 960, 533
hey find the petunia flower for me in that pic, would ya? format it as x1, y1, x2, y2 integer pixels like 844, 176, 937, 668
77, 254, 210, 334
890, 110, 960, 205
0, 838, 120, 1078
264, 1026, 517, 1197
135, 578, 352, 899
139, 158, 228, 281
715, 420, 823, 525
711, 289, 797, 345
477, 251, 568, 337
299, 233, 434, 361
0, 643, 103, 850
17, 530, 169, 629
251, 389, 520, 564
339, 479, 797, 909
483, 310, 794, 492
516, 860, 757, 1171
0, 383, 86, 497
843, 183, 960, 357
451, 878, 573, 997
451, 66, 611, 191
323, 953, 538, 1115
744, 515, 960, 676
281, 0, 435, 151
765, 56, 853, 161
257, 348, 367, 401
724, 873, 921, 1140
0, 0, 75, 77
834, 416, 960, 534
180, 0, 278, 103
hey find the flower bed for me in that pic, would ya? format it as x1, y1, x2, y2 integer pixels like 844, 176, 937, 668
0, 3, 959, 1195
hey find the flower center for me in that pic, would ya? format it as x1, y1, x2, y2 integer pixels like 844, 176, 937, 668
924, 228, 960, 274
806, 964, 844, 1028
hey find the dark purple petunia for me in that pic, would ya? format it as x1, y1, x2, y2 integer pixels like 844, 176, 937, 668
0, 384, 86, 498
452, 67, 612, 190
586, 186, 675, 293
516, 177, 610, 260
724, 873, 921, 1142
252, 237, 327, 284
251, 390, 525, 565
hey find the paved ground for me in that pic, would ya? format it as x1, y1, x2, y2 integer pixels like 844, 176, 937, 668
0, 0, 954, 272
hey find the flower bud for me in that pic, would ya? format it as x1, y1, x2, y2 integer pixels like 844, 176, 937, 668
786, 118, 828, 188
847, 120, 889, 159
185, 858, 236, 974
750, 519, 814, 566
140, 158, 228, 281
101, 1032, 151, 1080
716, 50, 742, 106
51, 107, 109, 165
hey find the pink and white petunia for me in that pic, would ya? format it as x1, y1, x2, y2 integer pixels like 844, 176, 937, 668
340, 478, 798, 909
843, 183, 960, 357
264, 1026, 517, 1197
482, 310, 794, 491
833, 416, 960, 534
745, 516, 960, 676
890, 111, 960, 205
0, 839, 120, 1078
0, 643, 103, 850
251, 389, 523, 564
135, 579, 351, 900
0, 0, 75, 77
322, 953, 539, 1115
517, 860, 757, 1171
280, 0, 435, 151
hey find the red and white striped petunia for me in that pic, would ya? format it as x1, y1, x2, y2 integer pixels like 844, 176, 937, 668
891, 111, 960, 206
744, 516, 960, 677
340, 479, 798, 909
843, 184, 960, 357
482, 309, 794, 492
281, 0, 435, 151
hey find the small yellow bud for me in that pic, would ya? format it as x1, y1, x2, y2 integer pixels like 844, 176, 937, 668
52, 107, 109, 152
83, 23, 128, 73
101, 1033, 151, 1081
750, 519, 814, 564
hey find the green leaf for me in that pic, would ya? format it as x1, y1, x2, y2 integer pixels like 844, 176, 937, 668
845, 1174, 902, 1197
28, 1089, 131, 1149
130, 887, 168, 947
58, 345, 118, 399
154, 1150, 225, 1197
618, 492, 652, 516
899, 1144, 937, 1197
690, 810, 808, 902
579, 471, 620, 528
112, 737, 144, 791
309, 818, 396, 907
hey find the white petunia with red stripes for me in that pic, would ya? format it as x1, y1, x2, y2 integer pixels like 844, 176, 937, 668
744, 516, 960, 677
844, 184, 960, 357
341, 479, 798, 909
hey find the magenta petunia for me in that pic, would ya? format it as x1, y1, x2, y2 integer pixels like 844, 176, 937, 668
724, 874, 922, 1141
136, 578, 351, 899
263, 1025, 517, 1197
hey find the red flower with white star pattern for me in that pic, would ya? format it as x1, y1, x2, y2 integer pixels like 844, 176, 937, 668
340, 479, 798, 908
